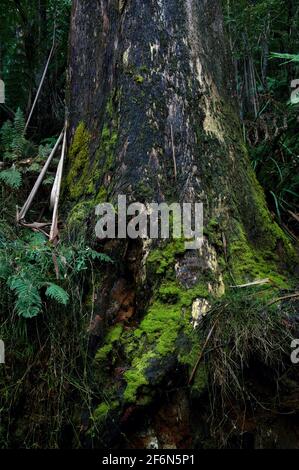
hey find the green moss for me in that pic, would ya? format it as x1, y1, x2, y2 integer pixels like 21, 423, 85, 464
66, 122, 91, 200
228, 220, 292, 287
95, 344, 113, 362
121, 300, 185, 403
67, 200, 95, 229
147, 239, 186, 276
65, 92, 119, 221
96, 186, 108, 203
107, 324, 123, 342
95, 325, 123, 364
137, 302, 184, 353
157, 280, 209, 306
93, 402, 110, 423
133, 75, 144, 84
158, 284, 181, 303
122, 275, 211, 402
99, 124, 118, 174
123, 352, 154, 403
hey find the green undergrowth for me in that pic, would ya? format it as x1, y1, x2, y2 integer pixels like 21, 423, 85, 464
199, 285, 296, 422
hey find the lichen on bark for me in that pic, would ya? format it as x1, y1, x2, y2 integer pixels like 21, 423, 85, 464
65, 0, 299, 448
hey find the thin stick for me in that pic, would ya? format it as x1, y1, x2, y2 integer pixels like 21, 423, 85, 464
188, 318, 219, 385
19, 222, 51, 229
230, 278, 270, 288
50, 128, 67, 242
268, 292, 299, 306
17, 130, 64, 222
288, 210, 299, 224
24, 31, 56, 134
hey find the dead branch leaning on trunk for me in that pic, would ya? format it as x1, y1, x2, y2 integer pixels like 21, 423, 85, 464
17, 130, 64, 223
49, 127, 67, 242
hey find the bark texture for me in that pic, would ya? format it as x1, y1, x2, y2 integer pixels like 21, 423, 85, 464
65, 0, 298, 448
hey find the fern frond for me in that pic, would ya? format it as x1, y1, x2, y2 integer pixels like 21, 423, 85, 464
45, 283, 69, 306
14, 107, 25, 136
0, 167, 22, 189
0, 120, 15, 154
11, 133, 26, 160
9, 275, 42, 318
42, 175, 55, 186
88, 249, 112, 263
0, 256, 12, 280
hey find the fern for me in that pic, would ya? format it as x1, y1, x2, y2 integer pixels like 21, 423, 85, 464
0, 256, 12, 280
0, 167, 22, 189
9, 275, 42, 318
0, 110, 29, 161
45, 283, 69, 306
0, 231, 110, 320
0, 120, 15, 156
14, 108, 25, 136
42, 175, 55, 186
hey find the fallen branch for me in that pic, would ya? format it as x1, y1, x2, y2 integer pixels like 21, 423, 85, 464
230, 278, 271, 288
288, 210, 299, 224
17, 130, 64, 222
268, 292, 299, 306
50, 127, 67, 242
19, 222, 51, 229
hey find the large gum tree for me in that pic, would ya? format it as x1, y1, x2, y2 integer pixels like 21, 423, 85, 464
65, 0, 297, 448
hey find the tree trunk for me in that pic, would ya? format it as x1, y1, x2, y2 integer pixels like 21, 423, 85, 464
65, 0, 296, 448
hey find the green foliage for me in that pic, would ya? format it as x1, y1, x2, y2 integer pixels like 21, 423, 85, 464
224, 0, 299, 231
201, 285, 294, 405
45, 283, 69, 306
0, 112, 63, 195
0, 167, 22, 189
270, 52, 299, 64
9, 275, 42, 319
0, 0, 71, 116
0, 231, 112, 319
0, 108, 27, 161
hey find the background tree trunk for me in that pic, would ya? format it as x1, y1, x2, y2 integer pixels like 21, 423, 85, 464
65, 0, 296, 448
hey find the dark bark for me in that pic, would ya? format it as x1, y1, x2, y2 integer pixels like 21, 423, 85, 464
65, 0, 298, 449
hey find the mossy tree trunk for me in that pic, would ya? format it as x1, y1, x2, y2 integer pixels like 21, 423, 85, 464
65, 0, 296, 448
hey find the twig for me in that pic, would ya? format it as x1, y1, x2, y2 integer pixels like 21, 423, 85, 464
24, 26, 56, 134
188, 317, 219, 385
50, 127, 67, 242
19, 222, 51, 229
288, 210, 299, 224
268, 292, 299, 306
230, 278, 271, 288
